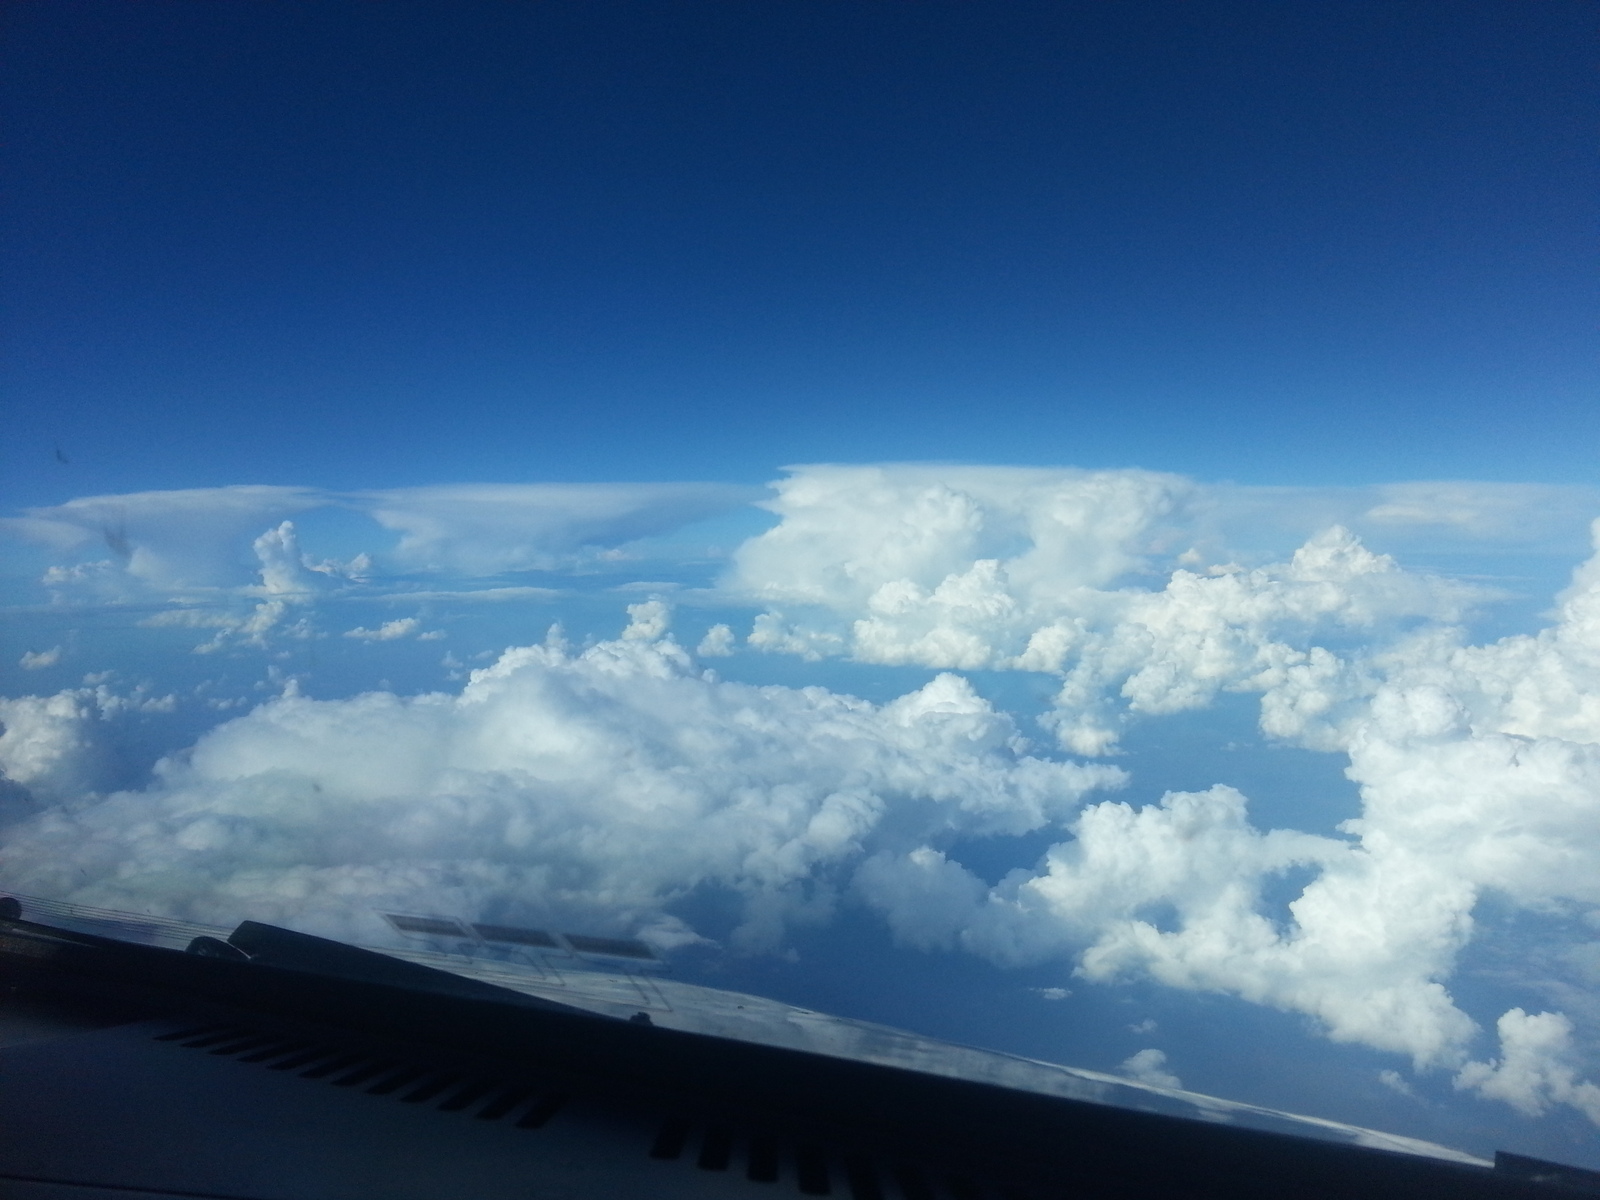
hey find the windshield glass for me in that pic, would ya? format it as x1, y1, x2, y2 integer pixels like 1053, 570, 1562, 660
2, 0, 1595, 1173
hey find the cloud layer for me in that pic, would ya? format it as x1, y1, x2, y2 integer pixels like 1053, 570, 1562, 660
3, 481, 755, 599
733, 465, 1488, 754
0, 603, 1121, 952
6, 464, 1600, 1133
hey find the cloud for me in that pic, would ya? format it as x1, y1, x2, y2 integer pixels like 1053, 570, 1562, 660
1455, 1010, 1600, 1124
857, 783, 1476, 1064
5, 486, 325, 593
730, 464, 1194, 617
118, 521, 332, 653
1378, 1069, 1415, 1097
1184, 480, 1600, 560
345, 618, 424, 641
697, 623, 737, 657
9, 465, 1600, 1129
977, 784, 1475, 1067
846, 519, 1600, 1124
374, 586, 564, 604
621, 599, 670, 641
252, 521, 328, 597
732, 466, 1483, 755
359, 483, 757, 575
0, 608, 1123, 951
0, 685, 176, 807
855, 846, 991, 951
1120, 1048, 1182, 1089
9, 473, 1594, 614
1361, 482, 1600, 548
141, 596, 305, 656
0, 691, 113, 805
19, 647, 61, 670
4, 482, 754, 606
1039, 526, 1474, 755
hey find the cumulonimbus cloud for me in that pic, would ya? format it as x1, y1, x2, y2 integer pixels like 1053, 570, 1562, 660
3, 481, 758, 598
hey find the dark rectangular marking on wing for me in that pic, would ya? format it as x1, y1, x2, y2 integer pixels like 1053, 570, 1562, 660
385, 913, 469, 937
563, 933, 656, 960
472, 922, 558, 947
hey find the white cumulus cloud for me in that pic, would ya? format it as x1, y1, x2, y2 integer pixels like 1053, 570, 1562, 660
1455, 1010, 1600, 1124
19, 647, 61, 670
0, 609, 1123, 951
697, 623, 737, 657
345, 618, 424, 642
0, 685, 176, 807
1120, 1048, 1182, 1089
729, 466, 1483, 756
849, 518, 1600, 1125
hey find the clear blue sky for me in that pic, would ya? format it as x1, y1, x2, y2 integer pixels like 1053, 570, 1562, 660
3, 0, 1594, 503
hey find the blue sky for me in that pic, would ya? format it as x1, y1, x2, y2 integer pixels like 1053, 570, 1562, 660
4, 1, 1595, 495
4, 0, 1600, 1171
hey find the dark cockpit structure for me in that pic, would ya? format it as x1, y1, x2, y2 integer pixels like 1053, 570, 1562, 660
1, 892, 1596, 1200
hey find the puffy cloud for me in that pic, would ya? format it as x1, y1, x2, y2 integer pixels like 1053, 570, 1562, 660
747, 612, 848, 661
858, 782, 1470, 1064
847, 520, 1600, 1121
1455, 1010, 1600, 1124
972, 785, 1476, 1067
697, 623, 737, 657
0, 610, 1123, 950
345, 618, 423, 642
0, 690, 112, 805
0, 685, 176, 807
855, 846, 990, 951
730, 463, 1191, 617
1378, 1069, 1415, 1097
1120, 1049, 1182, 1089
731, 466, 1480, 755
19, 647, 61, 670
127, 523, 337, 653
142, 599, 304, 656
10, 474, 1595, 612
1042, 527, 1472, 755
252, 521, 325, 597
621, 599, 671, 641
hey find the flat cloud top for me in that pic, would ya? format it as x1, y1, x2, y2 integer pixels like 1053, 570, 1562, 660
3, 481, 757, 592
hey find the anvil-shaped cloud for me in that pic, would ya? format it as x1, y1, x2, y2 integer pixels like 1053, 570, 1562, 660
2, 481, 757, 595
